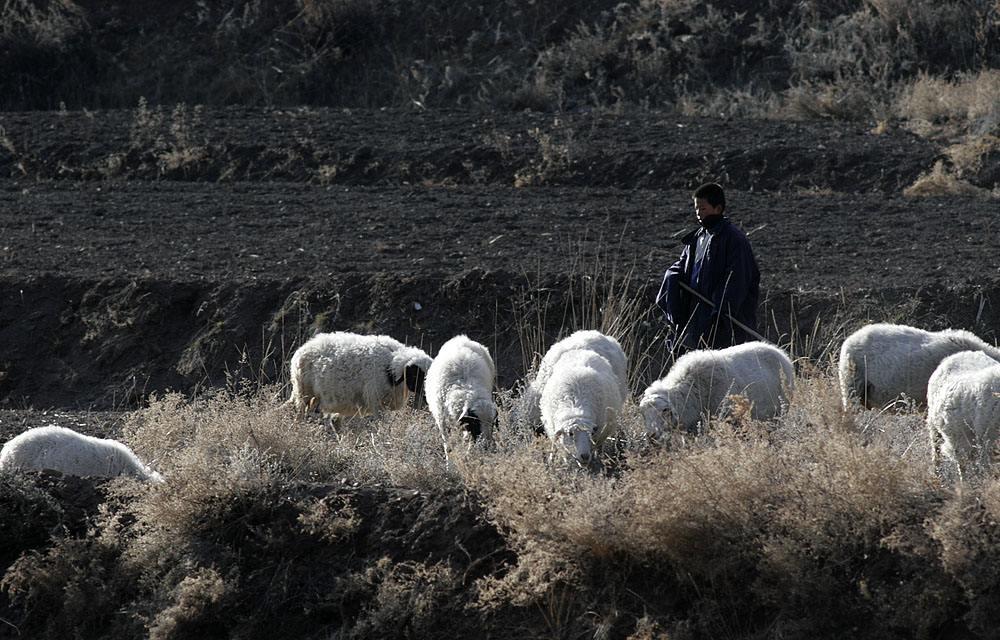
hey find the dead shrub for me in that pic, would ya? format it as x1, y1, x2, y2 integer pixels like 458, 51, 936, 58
1, 521, 142, 639
121, 390, 351, 487
780, 80, 884, 121
147, 566, 231, 640
349, 559, 464, 639
460, 371, 964, 637
897, 70, 1000, 133
903, 160, 996, 198
0, 472, 67, 563
932, 479, 1000, 635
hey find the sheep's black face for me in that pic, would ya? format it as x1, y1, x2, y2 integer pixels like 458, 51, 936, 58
404, 365, 424, 393
405, 365, 427, 407
459, 411, 483, 440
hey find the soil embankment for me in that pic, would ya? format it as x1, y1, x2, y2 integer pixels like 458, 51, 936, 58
1, 109, 998, 408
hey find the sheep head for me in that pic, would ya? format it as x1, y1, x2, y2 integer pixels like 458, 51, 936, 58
458, 398, 497, 442
387, 362, 429, 408
639, 392, 677, 438
554, 424, 594, 464
459, 411, 482, 440
404, 364, 427, 404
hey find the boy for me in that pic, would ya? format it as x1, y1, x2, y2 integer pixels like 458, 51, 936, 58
656, 183, 760, 353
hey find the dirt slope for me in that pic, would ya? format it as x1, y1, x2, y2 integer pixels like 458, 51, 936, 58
0, 108, 998, 408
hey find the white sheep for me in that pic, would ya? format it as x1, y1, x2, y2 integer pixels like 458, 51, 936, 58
927, 350, 1000, 480
519, 330, 628, 431
424, 335, 497, 456
839, 323, 1000, 410
0, 425, 164, 482
288, 331, 433, 419
540, 348, 625, 464
640, 341, 794, 437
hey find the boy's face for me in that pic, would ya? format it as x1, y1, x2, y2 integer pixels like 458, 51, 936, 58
694, 197, 723, 223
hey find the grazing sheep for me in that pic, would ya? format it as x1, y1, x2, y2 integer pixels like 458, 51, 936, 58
424, 335, 497, 456
540, 348, 625, 464
288, 331, 432, 419
640, 341, 794, 437
927, 350, 1000, 480
0, 425, 164, 483
839, 323, 1000, 410
519, 330, 628, 431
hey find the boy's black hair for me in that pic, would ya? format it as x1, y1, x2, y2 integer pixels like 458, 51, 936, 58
693, 183, 725, 212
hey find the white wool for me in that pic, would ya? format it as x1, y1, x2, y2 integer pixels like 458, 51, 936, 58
540, 348, 624, 463
839, 323, 1000, 410
0, 425, 164, 483
927, 350, 1000, 481
288, 331, 432, 418
424, 335, 497, 454
519, 330, 628, 430
639, 341, 794, 436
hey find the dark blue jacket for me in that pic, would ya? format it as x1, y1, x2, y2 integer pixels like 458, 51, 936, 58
656, 216, 760, 349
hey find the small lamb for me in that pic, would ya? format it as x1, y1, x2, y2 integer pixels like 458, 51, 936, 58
0, 425, 164, 483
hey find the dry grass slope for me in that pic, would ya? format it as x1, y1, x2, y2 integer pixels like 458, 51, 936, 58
3, 347, 1000, 637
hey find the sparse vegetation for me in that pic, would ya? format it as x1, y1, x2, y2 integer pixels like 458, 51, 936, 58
3, 346, 1000, 638
3, 0, 995, 188
2, 276, 1000, 638
2, 0, 1000, 636
2, 1, 997, 124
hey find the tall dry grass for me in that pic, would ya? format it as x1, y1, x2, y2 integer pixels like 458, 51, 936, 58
6, 331, 1000, 637
4, 262, 1000, 637
3, 0, 997, 126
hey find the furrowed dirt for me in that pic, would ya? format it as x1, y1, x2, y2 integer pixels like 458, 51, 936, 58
1, 108, 998, 409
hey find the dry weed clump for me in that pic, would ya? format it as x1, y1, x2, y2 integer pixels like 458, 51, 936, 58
10, 361, 1000, 636
1, 511, 143, 639
903, 160, 997, 198
1, 388, 506, 638
932, 479, 1000, 635
896, 70, 1000, 135
0, 472, 75, 566
896, 70, 1000, 187
461, 371, 971, 637
121, 388, 461, 493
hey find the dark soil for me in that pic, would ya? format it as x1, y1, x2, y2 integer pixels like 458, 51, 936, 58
0, 106, 998, 640
1, 108, 999, 408
0, 471, 510, 640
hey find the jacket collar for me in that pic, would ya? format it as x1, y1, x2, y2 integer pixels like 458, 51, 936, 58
699, 214, 727, 233
681, 216, 728, 244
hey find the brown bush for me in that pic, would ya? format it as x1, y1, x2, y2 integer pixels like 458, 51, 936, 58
5, 318, 1000, 637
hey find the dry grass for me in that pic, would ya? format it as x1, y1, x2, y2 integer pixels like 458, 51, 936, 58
2, 0, 997, 121
5, 226, 1000, 636
903, 160, 997, 198
896, 70, 1000, 135
9, 347, 1000, 637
